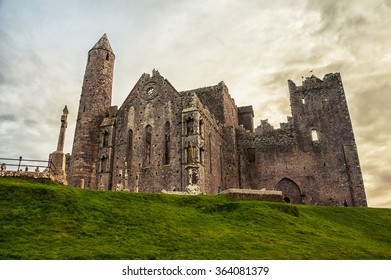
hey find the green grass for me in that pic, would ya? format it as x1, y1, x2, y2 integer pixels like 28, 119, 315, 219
0, 177, 390, 260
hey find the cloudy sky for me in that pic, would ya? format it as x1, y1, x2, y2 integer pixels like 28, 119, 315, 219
0, 0, 390, 208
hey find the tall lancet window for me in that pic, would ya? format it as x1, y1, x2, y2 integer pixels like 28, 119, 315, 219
126, 129, 133, 168
100, 156, 108, 172
163, 122, 170, 165
199, 119, 204, 138
144, 125, 152, 167
209, 133, 212, 174
102, 130, 109, 147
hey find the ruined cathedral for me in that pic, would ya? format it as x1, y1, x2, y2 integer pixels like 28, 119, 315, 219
52, 34, 367, 207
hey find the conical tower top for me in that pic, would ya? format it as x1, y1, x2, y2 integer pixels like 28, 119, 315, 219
90, 33, 114, 54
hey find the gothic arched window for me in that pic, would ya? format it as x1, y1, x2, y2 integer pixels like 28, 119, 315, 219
126, 129, 133, 168
144, 125, 152, 166
163, 122, 170, 165
102, 130, 109, 147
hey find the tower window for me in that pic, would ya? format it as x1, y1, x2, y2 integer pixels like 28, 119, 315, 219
106, 53, 110, 61
311, 129, 319, 142
100, 156, 108, 172
302, 98, 306, 104
247, 148, 256, 163
102, 131, 109, 147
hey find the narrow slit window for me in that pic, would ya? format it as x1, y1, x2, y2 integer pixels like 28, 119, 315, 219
302, 98, 306, 104
102, 131, 109, 147
163, 122, 170, 165
186, 117, 194, 135
199, 119, 204, 137
106, 53, 110, 61
199, 147, 204, 164
311, 129, 319, 142
100, 156, 108, 172
247, 148, 256, 163
126, 129, 133, 167
145, 125, 152, 166
209, 133, 212, 174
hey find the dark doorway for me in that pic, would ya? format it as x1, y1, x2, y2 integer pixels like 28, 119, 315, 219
283, 196, 291, 203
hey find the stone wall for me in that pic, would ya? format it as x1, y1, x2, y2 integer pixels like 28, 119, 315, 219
112, 70, 183, 193
0, 170, 51, 180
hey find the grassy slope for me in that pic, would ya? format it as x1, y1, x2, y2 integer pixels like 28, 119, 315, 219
0, 177, 390, 260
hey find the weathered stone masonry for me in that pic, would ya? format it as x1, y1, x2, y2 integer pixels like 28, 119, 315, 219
64, 34, 367, 206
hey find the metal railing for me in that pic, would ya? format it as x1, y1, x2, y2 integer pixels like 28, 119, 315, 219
0, 156, 53, 172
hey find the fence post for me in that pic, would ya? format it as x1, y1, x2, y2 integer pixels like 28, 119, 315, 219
18, 156, 22, 171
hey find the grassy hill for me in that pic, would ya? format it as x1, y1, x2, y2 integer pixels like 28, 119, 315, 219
0, 177, 390, 260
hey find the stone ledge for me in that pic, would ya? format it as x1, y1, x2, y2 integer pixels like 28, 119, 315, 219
222, 188, 283, 202
0, 170, 51, 180
161, 190, 199, 196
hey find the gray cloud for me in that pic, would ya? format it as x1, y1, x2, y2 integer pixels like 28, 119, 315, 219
0, 114, 16, 122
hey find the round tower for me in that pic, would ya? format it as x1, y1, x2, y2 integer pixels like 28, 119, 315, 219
68, 34, 115, 189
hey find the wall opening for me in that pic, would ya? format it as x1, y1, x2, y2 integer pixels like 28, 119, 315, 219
199, 147, 204, 164
102, 131, 109, 147
199, 119, 204, 137
126, 129, 133, 168
186, 117, 194, 135
209, 133, 212, 174
311, 129, 319, 142
247, 148, 256, 163
100, 156, 108, 173
144, 125, 152, 167
163, 122, 170, 165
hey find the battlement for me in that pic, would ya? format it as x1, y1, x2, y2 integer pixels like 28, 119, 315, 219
288, 72, 342, 92
254, 117, 294, 135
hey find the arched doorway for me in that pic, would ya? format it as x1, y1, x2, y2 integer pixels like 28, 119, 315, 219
275, 178, 302, 204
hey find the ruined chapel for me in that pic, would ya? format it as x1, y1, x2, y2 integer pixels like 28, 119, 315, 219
52, 34, 367, 206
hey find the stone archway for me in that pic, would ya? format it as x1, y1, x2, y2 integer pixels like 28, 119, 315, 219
275, 178, 302, 204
